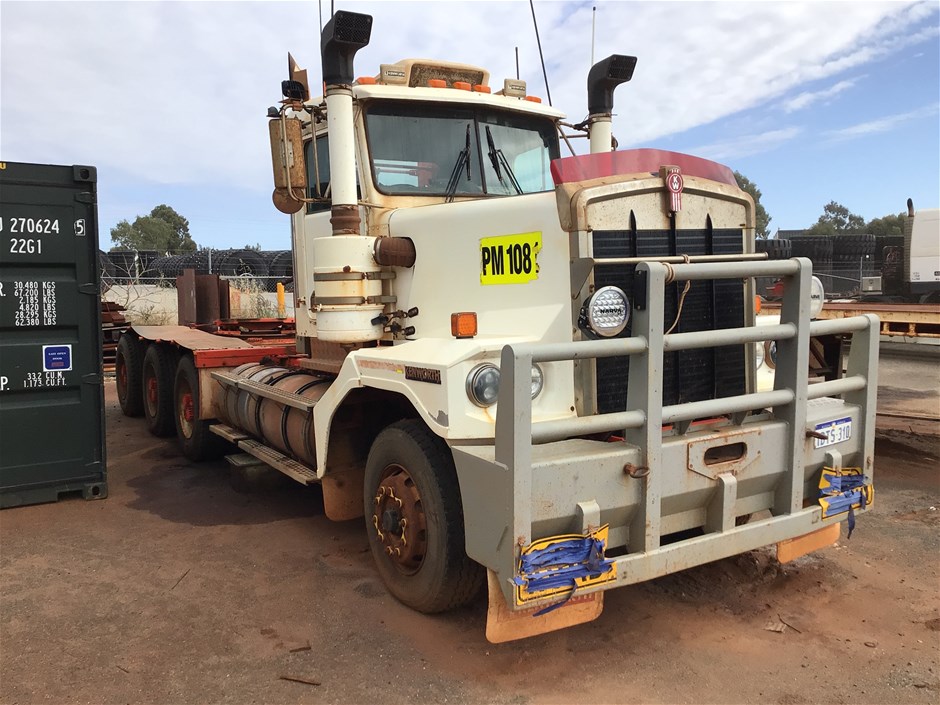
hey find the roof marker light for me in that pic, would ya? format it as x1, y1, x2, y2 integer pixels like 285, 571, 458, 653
524, 95, 542, 103
473, 84, 491, 93
428, 79, 447, 88
454, 81, 471, 91
356, 76, 377, 85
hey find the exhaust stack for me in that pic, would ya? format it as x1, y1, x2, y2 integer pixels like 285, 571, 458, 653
314, 11, 384, 343
586, 55, 636, 153
321, 10, 372, 234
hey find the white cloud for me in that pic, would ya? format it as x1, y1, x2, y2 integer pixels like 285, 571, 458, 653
687, 127, 803, 161
826, 103, 940, 141
782, 78, 859, 113
0, 0, 937, 198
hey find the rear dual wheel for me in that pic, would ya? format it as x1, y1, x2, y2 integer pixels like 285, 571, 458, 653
174, 355, 227, 461
116, 334, 144, 417
142, 344, 178, 437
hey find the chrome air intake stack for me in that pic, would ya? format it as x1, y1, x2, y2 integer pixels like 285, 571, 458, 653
313, 11, 385, 342
586, 55, 637, 154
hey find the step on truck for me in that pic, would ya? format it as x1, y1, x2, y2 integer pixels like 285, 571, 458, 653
116, 11, 878, 642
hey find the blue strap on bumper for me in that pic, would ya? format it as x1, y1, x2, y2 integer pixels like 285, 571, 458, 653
512, 535, 614, 616
819, 467, 872, 539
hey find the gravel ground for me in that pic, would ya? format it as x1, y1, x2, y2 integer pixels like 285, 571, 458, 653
1, 380, 937, 705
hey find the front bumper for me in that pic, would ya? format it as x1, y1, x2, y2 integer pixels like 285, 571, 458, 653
451, 259, 879, 612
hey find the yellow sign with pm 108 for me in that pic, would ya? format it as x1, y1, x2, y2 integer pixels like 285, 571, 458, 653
480, 231, 542, 286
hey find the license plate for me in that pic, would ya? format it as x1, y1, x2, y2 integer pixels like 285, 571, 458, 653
814, 417, 852, 448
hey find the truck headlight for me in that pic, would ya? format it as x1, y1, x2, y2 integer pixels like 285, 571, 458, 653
764, 340, 777, 369
810, 276, 825, 319
530, 363, 544, 399
467, 364, 500, 407
579, 286, 630, 338
466, 363, 543, 407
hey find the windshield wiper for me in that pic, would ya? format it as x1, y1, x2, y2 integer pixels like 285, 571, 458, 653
485, 125, 523, 195
445, 124, 472, 203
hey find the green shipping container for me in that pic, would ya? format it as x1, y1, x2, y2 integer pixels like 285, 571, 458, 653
0, 162, 107, 508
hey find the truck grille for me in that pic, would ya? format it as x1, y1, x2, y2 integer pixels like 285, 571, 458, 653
593, 227, 746, 414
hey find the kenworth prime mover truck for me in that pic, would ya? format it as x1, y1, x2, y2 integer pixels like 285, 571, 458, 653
114, 12, 878, 642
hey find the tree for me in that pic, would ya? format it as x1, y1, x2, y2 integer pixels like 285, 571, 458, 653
866, 212, 904, 237
807, 201, 865, 236
110, 205, 197, 252
733, 171, 771, 238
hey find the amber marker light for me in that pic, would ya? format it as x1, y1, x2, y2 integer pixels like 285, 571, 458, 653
428, 79, 447, 88
524, 95, 542, 103
754, 295, 762, 314
454, 81, 472, 91
473, 84, 491, 93
451, 312, 478, 339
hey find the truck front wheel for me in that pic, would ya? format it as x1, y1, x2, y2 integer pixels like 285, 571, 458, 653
364, 419, 483, 613
142, 344, 177, 437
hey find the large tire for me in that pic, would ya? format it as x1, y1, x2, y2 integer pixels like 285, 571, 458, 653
115, 333, 144, 417
174, 355, 228, 461
364, 419, 483, 613
142, 344, 178, 437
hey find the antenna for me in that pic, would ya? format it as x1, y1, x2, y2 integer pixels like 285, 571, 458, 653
318, 0, 323, 35
515, 46, 520, 80
528, 0, 553, 106
591, 6, 596, 66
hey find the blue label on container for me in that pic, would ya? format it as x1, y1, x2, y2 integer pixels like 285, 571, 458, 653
42, 344, 72, 372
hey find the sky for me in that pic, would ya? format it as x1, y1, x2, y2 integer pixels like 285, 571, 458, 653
2, 0, 938, 251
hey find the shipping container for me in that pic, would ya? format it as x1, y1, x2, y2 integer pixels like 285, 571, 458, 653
0, 161, 107, 508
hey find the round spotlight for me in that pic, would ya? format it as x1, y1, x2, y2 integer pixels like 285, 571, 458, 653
810, 276, 825, 319
580, 286, 630, 338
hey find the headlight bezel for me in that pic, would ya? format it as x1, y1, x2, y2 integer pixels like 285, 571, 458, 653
466, 363, 501, 407
530, 363, 544, 399
753, 341, 765, 370
466, 362, 544, 407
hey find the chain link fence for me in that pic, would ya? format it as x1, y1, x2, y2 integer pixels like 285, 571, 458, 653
97, 248, 293, 293
756, 234, 897, 298
98, 248, 295, 324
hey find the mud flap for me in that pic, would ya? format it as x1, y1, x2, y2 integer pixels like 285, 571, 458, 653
485, 569, 603, 643
322, 469, 364, 521
776, 522, 841, 564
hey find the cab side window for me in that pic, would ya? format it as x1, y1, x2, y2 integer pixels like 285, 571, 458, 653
305, 134, 331, 214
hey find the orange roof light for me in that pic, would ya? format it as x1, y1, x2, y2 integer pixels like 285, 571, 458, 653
754, 295, 762, 314
356, 76, 377, 85
428, 79, 447, 88
451, 312, 478, 339
453, 81, 472, 91
524, 95, 542, 103
473, 84, 491, 93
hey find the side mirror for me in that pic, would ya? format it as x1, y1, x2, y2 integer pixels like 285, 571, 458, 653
268, 116, 307, 214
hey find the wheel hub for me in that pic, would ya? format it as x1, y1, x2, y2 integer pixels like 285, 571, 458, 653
372, 464, 427, 574
178, 390, 195, 438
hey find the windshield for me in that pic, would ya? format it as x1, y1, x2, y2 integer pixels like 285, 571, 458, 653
364, 101, 559, 197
